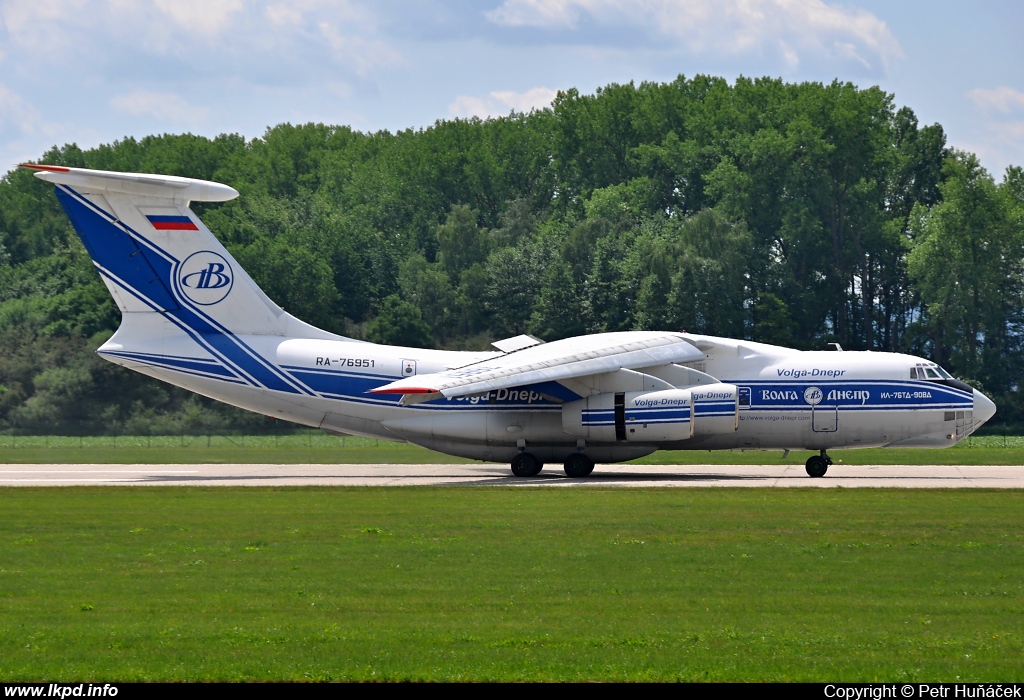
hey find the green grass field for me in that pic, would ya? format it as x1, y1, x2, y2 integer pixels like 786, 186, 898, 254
0, 487, 1021, 681
1, 433, 1022, 465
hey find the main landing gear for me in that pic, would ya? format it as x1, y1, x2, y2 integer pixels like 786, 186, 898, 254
563, 453, 595, 478
510, 452, 543, 477
805, 450, 833, 478
508, 452, 595, 478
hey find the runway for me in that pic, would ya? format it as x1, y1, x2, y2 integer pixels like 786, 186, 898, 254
0, 463, 1021, 487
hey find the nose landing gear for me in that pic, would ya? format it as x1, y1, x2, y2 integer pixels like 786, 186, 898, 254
805, 450, 833, 478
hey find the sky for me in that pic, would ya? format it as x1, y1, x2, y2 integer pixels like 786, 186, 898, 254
1, 0, 1023, 179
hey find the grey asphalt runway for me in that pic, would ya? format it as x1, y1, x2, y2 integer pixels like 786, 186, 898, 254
0, 463, 1021, 487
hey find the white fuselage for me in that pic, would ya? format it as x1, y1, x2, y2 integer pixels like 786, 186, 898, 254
100, 325, 990, 464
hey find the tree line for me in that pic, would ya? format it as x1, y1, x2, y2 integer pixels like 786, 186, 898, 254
1, 74, 1021, 434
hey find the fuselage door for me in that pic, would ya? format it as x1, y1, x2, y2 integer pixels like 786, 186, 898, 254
812, 404, 838, 432
614, 392, 626, 441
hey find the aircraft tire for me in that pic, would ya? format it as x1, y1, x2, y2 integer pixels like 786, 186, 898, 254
511, 452, 543, 477
805, 455, 828, 478
564, 453, 595, 478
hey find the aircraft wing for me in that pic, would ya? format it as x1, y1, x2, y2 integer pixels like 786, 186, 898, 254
370, 331, 705, 399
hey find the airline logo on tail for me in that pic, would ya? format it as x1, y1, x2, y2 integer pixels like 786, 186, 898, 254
178, 251, 233, 305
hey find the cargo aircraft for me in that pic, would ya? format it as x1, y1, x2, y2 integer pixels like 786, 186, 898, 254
25, 164, 997, 478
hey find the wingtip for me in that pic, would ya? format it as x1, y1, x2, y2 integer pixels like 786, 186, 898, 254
369, 387, 440, 395
19, 163, 70, 172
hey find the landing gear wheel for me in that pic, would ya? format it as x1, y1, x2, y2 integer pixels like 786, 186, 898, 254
511, 452, 543, 477
805, 455, 828, 478
564, 453, 595, 478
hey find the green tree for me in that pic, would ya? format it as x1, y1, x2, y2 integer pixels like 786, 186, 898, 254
483, 244, 548, 338
907, 153, 1024, 387
365, 295, 432, 348
528, 259, 592, 340
437, 205, 491, 282
666, 209, 752, 337
399, 255, 456, 343
233, 238, 341, 332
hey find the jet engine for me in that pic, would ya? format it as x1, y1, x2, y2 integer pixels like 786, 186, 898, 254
562, 384, 738, 443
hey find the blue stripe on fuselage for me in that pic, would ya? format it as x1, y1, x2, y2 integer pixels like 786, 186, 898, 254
732, 379, 972, 410
101, 350, 240, 379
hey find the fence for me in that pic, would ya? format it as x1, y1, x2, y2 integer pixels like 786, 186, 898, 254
0, 431, 391, 449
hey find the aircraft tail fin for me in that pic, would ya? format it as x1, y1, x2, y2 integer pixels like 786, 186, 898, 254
24, 164, 341, 341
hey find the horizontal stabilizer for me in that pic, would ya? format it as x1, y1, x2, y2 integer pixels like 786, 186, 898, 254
21, 164, 238, 203
370, 331, 705, 398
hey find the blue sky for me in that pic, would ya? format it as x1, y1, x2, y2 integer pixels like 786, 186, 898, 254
2, 0, 1022, 179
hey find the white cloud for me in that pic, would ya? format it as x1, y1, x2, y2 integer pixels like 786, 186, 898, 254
448, 96, 494, 119
0, 83, 41, 134
265, 0, 366, 26
0, 0, 83, 31
988, 121, 1024, 142
0, 0, 393, 71
0, 83, 68, 172
779, 40, 798, 70
965, 87, 1024, 116
153, 0, 244, 36
486, 0, 902, 71
957, 87, 1024, 177
0, 0, 90, 54
266, 4, 303, 26
954, 134, 1024, 180
110, 90, 210, 125
449, 87, 558, 118
324, 81, 354, 99
486, 0, 582, 28
318, 21, 402, 77
491, 87, 559, 112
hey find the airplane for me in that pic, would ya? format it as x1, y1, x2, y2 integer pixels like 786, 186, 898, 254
22, 163, 997, 478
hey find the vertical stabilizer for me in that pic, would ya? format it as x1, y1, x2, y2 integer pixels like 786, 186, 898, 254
24, 164, 341, 341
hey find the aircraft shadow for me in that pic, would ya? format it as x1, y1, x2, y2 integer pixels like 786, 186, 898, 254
132, 470, 847, 485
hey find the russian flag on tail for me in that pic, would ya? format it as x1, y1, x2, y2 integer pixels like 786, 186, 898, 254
147, 215, 198, 231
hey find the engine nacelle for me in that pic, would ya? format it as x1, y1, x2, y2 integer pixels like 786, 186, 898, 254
562, 385, 738, 443
563, 389, 692, 442
690, 384, 739, 435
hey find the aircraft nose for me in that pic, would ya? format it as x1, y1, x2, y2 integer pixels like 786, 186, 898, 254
973, 389, 996, 426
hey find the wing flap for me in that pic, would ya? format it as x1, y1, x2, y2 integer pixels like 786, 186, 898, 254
371, 331, 705, 398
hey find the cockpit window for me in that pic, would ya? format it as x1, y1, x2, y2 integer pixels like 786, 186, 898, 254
914, 363, 955, 381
